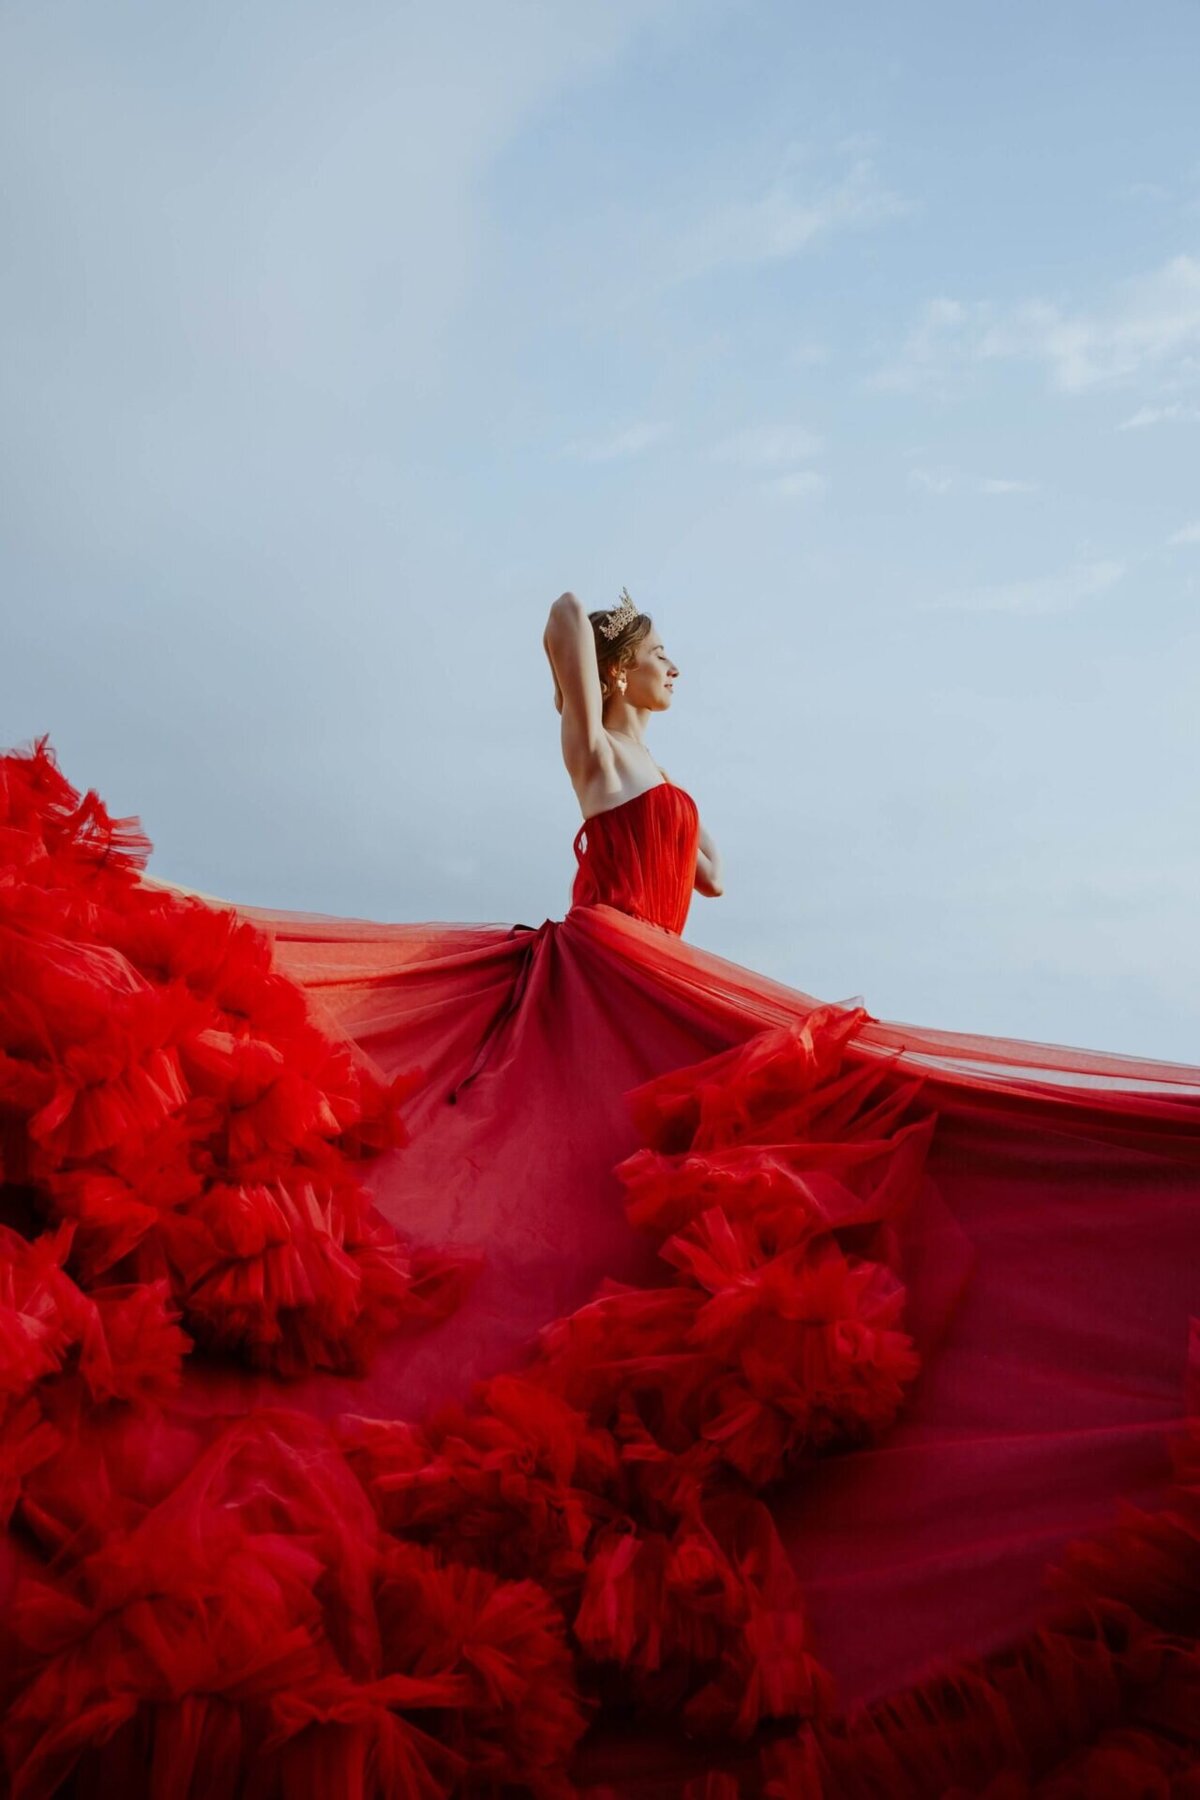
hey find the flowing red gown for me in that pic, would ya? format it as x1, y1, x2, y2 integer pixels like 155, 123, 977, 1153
2, 737, 1199, 1797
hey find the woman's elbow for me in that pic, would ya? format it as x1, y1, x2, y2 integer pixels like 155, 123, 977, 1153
547, 591, 585, 628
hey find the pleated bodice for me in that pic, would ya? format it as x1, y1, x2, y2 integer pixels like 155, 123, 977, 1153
569, 779, 701, 935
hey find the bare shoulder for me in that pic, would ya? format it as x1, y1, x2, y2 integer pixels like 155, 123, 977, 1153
569, 734, 675, 821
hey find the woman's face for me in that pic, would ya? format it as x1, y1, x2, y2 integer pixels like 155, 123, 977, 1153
621, 624, 679, 709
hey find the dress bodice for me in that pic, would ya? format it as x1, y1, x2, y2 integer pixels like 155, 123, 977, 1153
569, 780, 701, 936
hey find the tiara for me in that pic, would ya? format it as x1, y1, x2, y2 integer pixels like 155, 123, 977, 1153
598, 586, 638, 640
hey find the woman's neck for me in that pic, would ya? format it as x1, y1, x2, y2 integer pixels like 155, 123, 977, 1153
604, 703, 650, 747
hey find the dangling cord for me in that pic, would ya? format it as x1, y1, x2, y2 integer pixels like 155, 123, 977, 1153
447, 922, 545, 1104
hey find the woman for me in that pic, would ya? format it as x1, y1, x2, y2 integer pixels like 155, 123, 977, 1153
543, 588, 724, 909
1, 596, 1198, 1797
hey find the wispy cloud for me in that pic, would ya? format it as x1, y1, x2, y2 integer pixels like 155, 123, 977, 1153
919, 558, 1125, 615
710, 424, 822, 466
870, 254, 1200, 398
663, 145, 909, 285
1115, 180, 1171, 205
908, 466, 955, 495
1168, 520, 1200, 545
908, 464, 1038, 497
1118, 166, 1200, 221
710, 423, 827, 500
1117, 401, 1200, 429
867, 298, 974, 396
764, 469, 828, 500
562, 421, 672, 461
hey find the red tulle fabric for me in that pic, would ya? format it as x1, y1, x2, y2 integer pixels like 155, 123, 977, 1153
571, 782, 700, 936
1, 735, 1199, 1797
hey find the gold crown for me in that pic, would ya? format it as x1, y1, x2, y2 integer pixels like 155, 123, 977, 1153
598, 586, 638, 640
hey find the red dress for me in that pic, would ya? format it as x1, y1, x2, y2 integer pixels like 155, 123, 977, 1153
570, 779, 701, 937
2, 738, 1199, 1798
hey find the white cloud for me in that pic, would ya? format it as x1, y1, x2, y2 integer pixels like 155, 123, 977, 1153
764, 469, 828, 500
663, 148, 908, 285
562, 421, 673, 461
710, 423, 822, 467
710, 423, 827, 499
919, 558, 1125, 615
908, 465, 1038, 497
1116, 180, 1171, 204
1168, 521, 1200, 545
867, 298, 971, 395
871, 255, 1200, 398
1117, 402, 1200, 429
908, 466, 955, 495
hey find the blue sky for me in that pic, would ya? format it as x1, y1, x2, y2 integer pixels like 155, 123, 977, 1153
2, 1, 1199, 1060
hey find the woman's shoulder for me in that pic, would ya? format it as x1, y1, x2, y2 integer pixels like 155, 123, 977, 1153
569, 735, 667, 819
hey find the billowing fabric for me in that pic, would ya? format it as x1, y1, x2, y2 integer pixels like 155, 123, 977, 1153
1, 734, 1198, 1798
570, 780, 701, 936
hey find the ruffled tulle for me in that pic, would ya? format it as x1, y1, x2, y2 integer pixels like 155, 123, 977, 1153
3, 737, 1199, 1797
0, 736, 475, 1380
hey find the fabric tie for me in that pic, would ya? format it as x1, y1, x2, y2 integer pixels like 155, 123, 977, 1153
446, 919, 550, 1103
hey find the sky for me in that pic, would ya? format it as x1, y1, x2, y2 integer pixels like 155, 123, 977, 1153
2, 0, 1199, 1062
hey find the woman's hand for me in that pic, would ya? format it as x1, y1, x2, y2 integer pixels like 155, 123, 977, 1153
694, 819, 724, 899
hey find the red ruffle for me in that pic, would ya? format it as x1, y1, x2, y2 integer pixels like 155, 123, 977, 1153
0, 737, 475, 1377
2, 1411, 584, 1800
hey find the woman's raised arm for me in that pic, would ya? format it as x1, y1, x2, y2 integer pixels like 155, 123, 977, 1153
543, 592, 611, 784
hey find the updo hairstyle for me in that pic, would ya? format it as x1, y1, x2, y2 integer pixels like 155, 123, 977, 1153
587, 607, 652, 701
